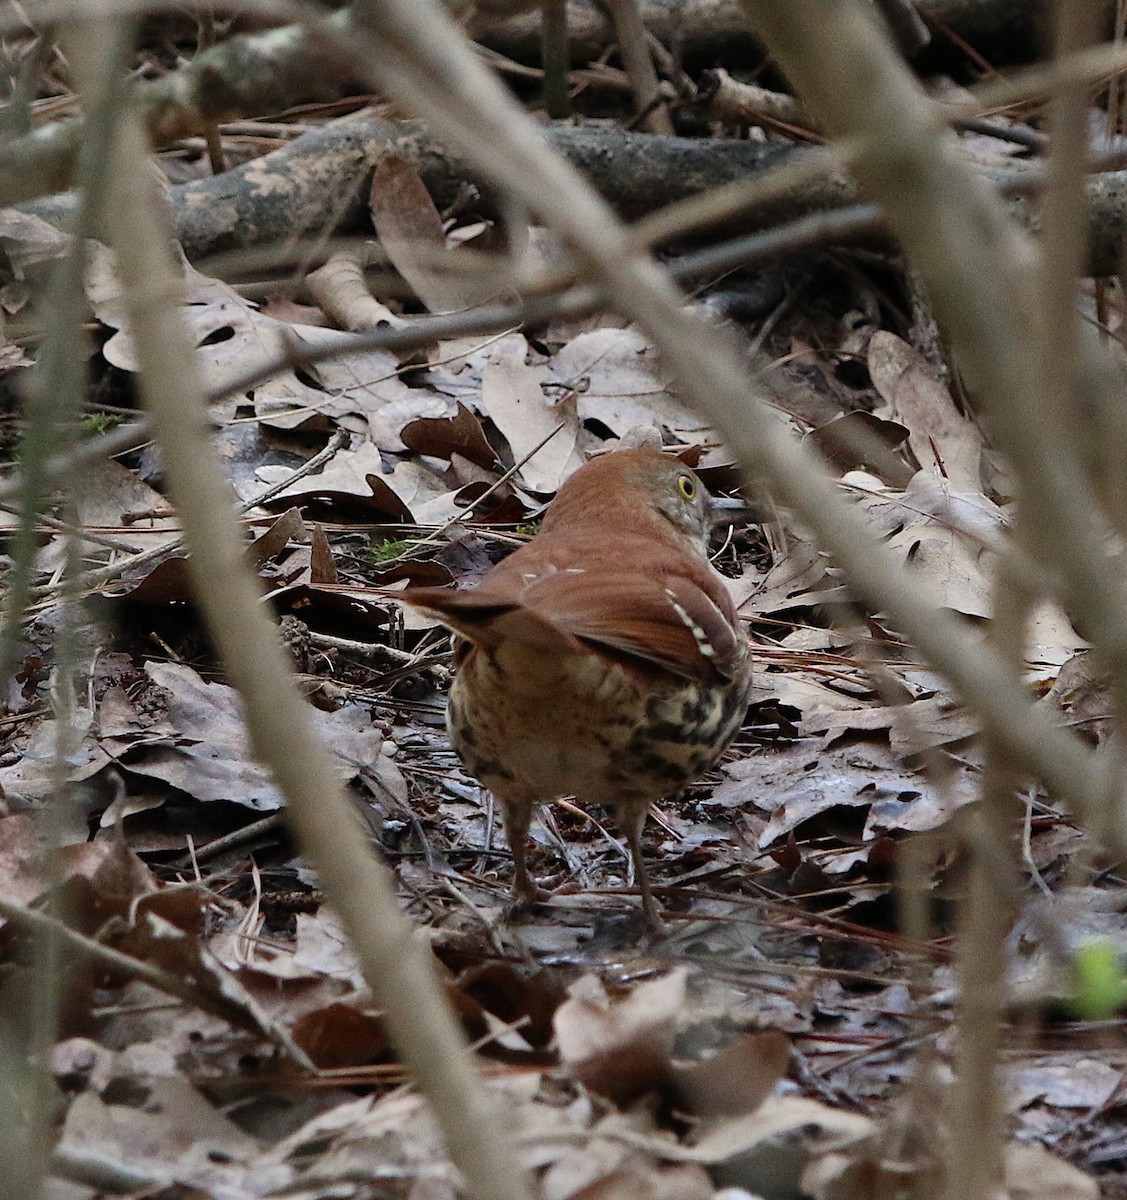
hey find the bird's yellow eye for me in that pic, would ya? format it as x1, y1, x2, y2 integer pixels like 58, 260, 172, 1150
677, 475, 696, 500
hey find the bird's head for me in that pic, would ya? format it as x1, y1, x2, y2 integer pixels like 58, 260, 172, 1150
541, 448, 742, 550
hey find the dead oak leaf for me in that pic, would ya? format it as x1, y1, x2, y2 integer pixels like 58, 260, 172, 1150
868, 330, 984, 493
554, 970, 687, 1106
121, 662, 393, 811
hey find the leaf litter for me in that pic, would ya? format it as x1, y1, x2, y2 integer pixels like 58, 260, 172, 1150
2, 120, 1120, 1200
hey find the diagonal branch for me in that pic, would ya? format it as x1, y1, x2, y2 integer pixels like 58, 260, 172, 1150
73, 22, 534, 1200
340, 0, 1125, 849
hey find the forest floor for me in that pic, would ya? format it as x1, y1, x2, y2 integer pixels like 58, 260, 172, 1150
1, 6, 1124, 1198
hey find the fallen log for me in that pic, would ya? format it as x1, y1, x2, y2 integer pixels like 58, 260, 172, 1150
480, 0, 1119, 68
17, 108, 1127, 277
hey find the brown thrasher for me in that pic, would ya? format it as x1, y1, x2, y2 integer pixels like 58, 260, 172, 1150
402, 449, 753, 928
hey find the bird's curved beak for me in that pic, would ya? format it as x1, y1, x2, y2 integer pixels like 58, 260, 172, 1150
709, 494, 758, 526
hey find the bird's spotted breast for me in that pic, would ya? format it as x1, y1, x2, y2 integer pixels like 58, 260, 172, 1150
625, 676, 747, 784
449, 635, 750, 809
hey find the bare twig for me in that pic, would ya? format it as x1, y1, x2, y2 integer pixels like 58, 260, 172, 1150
736, 0, 1127, 839
0, 893, 262, 1032
539, 0, 571, 117
604, 0, 674, 132
345, 1, 1123, 852
943, 564, 1028, 1200
86, 40, 533, 1200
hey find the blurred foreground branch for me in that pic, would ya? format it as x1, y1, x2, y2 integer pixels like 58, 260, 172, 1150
75, 23, 533, 1200
341, 0, 1126, 851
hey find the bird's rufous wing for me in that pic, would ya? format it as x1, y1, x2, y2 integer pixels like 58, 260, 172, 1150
402, 562, 743, 682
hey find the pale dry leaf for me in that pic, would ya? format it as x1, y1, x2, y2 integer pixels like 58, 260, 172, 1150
52, 1037, 115, 1095
122, 662, 390, 811
0, 709, 108, 804
540, 1137, 633, 1200
776, 626, 854, 653
55, 1078, 269, 1197
868, 330, 983, 492
554, 328, 714, 446
748, 672, 868, 718
408, 1176, 461, 1200
256, 443, 452, 522
864, 767, 979, 837
91, 249, 446, 442
207, 925, 322, 983
1037, 651, 1109, 745
1008, 1059, 1121, 1111
810, 695, 980, 755
684, 1095, 873, 1164
293, 908, 365, 987
98, 787, 168, 829
1027, 599, 1087, 678
728, 537, 835, 616
370, 152, 488, 313
479, 334, 582, 493
554, 969, 687, 1067
801, 1146, 915, 1200
1004, 1141, 1098, 1200
552, 1162, 713, 1200
266, 1090, 451, 1196
75, 460, 179, 538
306, 251, 404, 333
861, 471, 1007, 543
747, 749, 924, 848
714, 741, 980, 844
1, 209, 72, 278
134, 912, 315, 1064
857, 465, 1006, 622
886, 515, 992, 618
0, 813, 53, 905
258, 329, 441, 443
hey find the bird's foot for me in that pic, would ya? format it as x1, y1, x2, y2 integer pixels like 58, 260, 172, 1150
638, 905, 668, 942
507, 879, 551, 915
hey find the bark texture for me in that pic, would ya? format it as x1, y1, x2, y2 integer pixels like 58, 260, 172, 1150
480, 0, 1116, 66
21, 111, 806, 260
16, 108, 1127, 276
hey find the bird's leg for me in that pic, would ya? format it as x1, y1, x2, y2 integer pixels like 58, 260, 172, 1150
500, 796, 547, 908
623, 806, 664, 933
